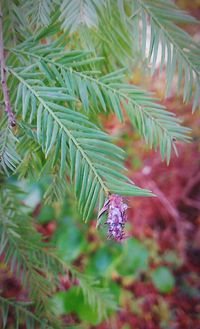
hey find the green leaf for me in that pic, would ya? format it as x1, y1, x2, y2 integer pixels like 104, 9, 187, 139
53, 217, 85, 262
118, 238, 149, 275
151, 266, 175, 293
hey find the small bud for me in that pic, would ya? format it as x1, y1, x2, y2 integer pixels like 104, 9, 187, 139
98, 194, 128, 242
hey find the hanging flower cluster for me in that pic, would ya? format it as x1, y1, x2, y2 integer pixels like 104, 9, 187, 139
98, 194, 128, 241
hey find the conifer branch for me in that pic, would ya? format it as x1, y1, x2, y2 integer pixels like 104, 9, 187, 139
8, 47, 191, 162
0, 6, 16, 127
0, 296, 55, 329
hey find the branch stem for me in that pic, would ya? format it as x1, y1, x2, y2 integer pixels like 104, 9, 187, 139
0, 8, 16, 127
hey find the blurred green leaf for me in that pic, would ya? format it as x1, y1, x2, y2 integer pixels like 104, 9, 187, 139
53, 217, 85, 262
108, 282, 121, 304
51, 292, 67, 316
18, 181, 42, 209
151, 266, 175, 293
118, 238, 149, 275
86, 247, 113, 275
52, 287, 101, 325
37, 204, 55, 223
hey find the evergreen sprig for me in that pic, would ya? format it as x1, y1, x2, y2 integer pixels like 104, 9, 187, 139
132, 0, 200, 110
0, 119, 20, 175
8, 41, 191, 165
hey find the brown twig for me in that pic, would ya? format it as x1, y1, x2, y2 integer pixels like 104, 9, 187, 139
0, 8, 16, 127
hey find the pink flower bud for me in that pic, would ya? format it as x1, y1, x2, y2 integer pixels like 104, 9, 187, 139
98, 194, 128, 242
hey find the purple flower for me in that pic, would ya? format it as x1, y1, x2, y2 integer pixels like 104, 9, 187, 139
98, 194, 128, 242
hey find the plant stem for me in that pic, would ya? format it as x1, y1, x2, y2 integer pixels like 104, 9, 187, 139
0, 7, 16, 127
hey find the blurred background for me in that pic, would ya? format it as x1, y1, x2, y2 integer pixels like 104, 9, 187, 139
1, 1, 200, 328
